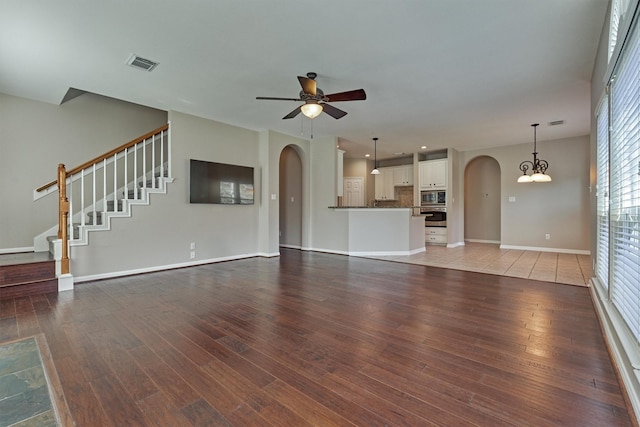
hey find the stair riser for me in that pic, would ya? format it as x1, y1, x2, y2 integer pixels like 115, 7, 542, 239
0, 261, 56, 286
0, 279, 57, 299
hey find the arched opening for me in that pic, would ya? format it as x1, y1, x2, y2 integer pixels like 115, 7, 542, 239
279, 145, 303, 248
464, 156, 501, 243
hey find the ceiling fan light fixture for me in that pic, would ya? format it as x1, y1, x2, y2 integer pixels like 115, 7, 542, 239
301, 103, 323, 119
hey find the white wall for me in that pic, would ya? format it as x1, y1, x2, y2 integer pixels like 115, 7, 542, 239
70, 111, 263, 278
455, 135, 591, 252
0, 92, 167, 251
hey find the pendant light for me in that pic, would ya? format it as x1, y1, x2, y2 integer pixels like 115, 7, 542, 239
517, 123, 552, 183
300, 102, 323, 119
371, 137, 380, 175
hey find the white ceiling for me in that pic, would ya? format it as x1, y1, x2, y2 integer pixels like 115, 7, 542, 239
0, 0, 608, 159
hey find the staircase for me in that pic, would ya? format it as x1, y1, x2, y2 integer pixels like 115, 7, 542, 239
0, 252, 57, 299
6, 123, 175, 297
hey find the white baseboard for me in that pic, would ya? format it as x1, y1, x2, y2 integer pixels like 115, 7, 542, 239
74, 252, 262, 283
465, 239, 501, 244
499, 244, 590, 255
350, 247, 426, 257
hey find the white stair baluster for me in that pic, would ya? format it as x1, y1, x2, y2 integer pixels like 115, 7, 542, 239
103, 158, 107, 214
166, 127, 171, 179
113, 153, 118, 212
134, 143, 138, 200
80, 169, 85, 227
152, 134, 156, 188
124, 147, 128, 200
142, 137, 147, 190
68, 174, 74, 241
92, 164, 96, 225
160, 132, 164, 182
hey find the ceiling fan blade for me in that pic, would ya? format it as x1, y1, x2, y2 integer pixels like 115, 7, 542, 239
297, 76, 316, 96
325, 89, 367, 102
321, 103, 348, 119
256, 96, 302, 101
283, 106, 302, 119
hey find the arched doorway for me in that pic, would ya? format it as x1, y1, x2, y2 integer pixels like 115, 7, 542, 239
464, 156, 501, 243
279, 146, 303, 248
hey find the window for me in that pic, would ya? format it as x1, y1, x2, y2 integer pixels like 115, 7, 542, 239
610, 0, 632, 62
596, 97, 610, 289
608, 11, 640, 342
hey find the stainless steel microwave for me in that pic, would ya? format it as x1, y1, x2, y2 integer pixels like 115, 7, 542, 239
421, 190, 446, 206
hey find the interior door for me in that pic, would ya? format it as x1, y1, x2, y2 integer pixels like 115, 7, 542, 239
343, 177, 365, 206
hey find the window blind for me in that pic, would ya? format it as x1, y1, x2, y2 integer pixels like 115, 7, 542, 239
609, 15, 640, 342
596, 97, 610, 290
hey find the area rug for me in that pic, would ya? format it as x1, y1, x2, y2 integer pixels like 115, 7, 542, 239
0, 334, 72, 427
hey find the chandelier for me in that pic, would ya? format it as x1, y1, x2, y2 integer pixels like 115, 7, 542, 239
517, 123, 552, 183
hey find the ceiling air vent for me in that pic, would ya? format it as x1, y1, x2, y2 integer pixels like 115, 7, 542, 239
126, 54, 159, 72
548, 120, 565, 126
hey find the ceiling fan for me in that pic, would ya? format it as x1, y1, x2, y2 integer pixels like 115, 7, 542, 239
256, 72, 366, 120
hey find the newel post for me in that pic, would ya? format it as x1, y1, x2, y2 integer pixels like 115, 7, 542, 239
57, 164, 70, 275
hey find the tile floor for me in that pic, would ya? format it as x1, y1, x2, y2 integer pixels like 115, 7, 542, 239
363, 242, 593, 286
0, 337, 57, 426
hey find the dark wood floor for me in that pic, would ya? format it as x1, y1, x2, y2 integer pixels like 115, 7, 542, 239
0, 249, 635, 426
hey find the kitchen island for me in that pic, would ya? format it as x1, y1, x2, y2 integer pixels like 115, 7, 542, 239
327, 207, 425, 256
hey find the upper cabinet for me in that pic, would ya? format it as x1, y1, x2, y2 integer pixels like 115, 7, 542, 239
374, 168, 395, 200
392, 165, 413, 186
419, 159, 447, 190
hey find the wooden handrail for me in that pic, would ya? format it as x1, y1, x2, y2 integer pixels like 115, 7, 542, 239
36, 124, 169, 193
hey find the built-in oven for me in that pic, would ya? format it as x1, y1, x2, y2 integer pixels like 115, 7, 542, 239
422, 206, 447, 227
421, 190, 446, 206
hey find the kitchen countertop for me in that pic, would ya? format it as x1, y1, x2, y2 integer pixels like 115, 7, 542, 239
328, 206, 425, 216
328, 206, 423, 209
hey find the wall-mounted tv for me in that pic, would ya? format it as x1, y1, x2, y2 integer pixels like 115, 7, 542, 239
190, 159, 254, 205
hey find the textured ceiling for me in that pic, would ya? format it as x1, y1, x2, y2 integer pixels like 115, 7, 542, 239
0, 0, 608, 159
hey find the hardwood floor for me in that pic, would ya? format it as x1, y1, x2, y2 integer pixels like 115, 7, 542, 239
0, 249, 634, 426
365, 242, 593, 286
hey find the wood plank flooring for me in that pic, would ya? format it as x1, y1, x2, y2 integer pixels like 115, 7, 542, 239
0, 249, 634, 426
365, 242, 593, 286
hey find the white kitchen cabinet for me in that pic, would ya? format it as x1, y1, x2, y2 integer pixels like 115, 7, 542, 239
419, 159, 447, 190
392, 165, 413, 186
374, 168, 395, 200
425, 226, 447, 244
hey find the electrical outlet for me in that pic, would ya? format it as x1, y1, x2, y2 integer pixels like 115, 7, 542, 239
545, 234, 551, 240
190, 242, 195, 250
190, 251, 196, 259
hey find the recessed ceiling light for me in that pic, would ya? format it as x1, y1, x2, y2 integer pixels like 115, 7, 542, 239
421, 146, 427, 149
365, 154, 370, 158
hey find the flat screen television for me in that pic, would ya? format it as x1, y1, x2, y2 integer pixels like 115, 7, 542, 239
189, 159, 254, 205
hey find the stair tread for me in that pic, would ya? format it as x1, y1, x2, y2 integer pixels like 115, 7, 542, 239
0, 252, 53, 267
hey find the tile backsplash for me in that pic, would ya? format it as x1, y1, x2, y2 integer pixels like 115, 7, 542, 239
375, 186, 415, 207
